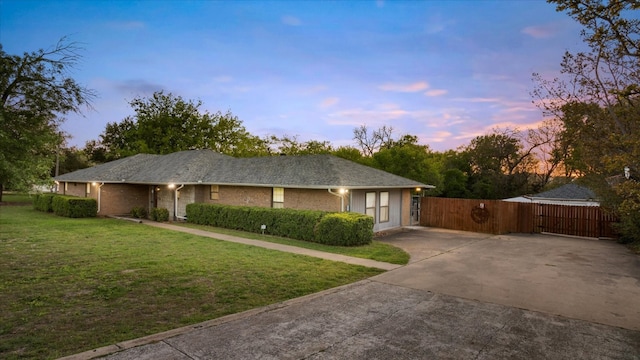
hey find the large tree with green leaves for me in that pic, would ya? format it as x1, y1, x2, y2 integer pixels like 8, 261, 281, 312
370, 135, 443, 194
0, 38, 94, 200
537, 0, 640, 244
463, 129, 538, 199
96, 91, 269, 160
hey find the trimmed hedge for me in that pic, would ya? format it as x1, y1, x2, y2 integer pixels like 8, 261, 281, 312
131, 206, 148, 219
315, 212, 374, 246
33, 193, 56, 212
150, 208, 169, 222
186, 203, 373, 246
51, 196, 97, 218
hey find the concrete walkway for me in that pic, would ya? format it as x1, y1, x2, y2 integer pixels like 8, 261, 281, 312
59, 225, 640, 360
141, 220, 402, 271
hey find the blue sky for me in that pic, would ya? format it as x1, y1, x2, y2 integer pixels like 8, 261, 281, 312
1, 0, 585, 151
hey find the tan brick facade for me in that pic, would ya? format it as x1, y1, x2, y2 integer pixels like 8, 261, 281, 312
58, 182, 148, 216
58, 182, 392, 224
193, 185, 341, 212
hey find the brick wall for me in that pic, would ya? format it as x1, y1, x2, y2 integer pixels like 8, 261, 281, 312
193, 185, 340, 212
401, 189, 411, 226
283, 188, 341, 212
99, 184, 148, 216
61, 182, 89, 197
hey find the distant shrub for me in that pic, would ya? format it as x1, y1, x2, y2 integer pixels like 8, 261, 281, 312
131, 206, 148, 219
150, 208, 169, 222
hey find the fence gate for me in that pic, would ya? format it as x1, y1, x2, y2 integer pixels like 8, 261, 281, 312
535, 204, 618, 239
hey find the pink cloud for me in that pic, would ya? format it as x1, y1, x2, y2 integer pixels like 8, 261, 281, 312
425, 89, 447, 97
378, 81, 429, 92
320, 97, 340, 108
522, 23, 560, 39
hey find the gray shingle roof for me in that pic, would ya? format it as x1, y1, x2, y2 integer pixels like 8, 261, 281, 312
55, 150, 432, 189
531, 183, 597, 201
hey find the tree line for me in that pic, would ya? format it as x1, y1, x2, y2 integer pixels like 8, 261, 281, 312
60, 91, 557, 201
1, 1, 639, 245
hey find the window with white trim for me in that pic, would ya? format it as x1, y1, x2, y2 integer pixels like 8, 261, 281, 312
380, 191, 389, 222
365, 192, 376, 221
273, 187, 284, 208
86, 183, 91, 195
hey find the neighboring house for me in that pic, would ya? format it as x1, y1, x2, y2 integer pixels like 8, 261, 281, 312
504, 183, 599, 207
54, 150, 433, 232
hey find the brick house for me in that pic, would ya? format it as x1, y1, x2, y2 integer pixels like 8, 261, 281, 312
54, 150, 433, 232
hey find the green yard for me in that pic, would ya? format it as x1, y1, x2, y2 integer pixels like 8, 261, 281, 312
0, 198, 391, 359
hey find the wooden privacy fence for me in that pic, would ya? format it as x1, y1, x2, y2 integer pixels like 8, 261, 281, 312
420, 197, 618, 238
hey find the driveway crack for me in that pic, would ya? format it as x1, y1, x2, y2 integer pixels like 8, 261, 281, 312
473, 313, 512, 360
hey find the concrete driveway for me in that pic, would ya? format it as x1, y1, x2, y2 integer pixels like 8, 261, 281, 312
376, 227, 640, 331
65, 228, 640, 360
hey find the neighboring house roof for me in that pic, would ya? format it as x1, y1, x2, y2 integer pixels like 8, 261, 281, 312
55, 150, 433, 190
504, 183, 599, 206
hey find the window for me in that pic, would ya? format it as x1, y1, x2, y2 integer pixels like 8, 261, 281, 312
86, 183, 91, 195
273, 187, 284, 208
210, 185, 219, 200
380, 191, 389, 222
365, 192, 376, 221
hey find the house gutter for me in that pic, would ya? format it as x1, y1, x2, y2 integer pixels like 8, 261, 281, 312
97, 182, 105, 213
327, 189, 348, 212
174, 184, 185, 220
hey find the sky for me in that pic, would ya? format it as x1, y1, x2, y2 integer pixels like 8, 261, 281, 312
1, 0, 586, 152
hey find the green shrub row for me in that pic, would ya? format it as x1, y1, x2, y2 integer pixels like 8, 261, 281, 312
315, 212, 374, 246
51, 196, 97, 218
33, 193, 56, 212
33, 194, 97, 218
186, 203, 373, 246
150, 208, 169, 222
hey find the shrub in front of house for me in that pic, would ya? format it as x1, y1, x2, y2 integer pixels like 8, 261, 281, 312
33, 193, 56, 212
186, 203, 373, 246
51, 196, 97, 218
131, 206, 148, 219
314, 212, 374, 246
150, 207, 169, 222
186, 203, 326, 241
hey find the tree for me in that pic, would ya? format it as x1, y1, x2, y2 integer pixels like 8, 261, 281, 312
53, 146, 92, 176
267, 135, 334, 155
96, 91, 269, 159
464, 129, 538, 199
539, 0, 640, 244
0, 38, 94, 200
352, 124, 394, 156
370, 135, 443, 194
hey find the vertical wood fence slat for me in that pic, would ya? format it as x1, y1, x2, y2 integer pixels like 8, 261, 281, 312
420, 197, 618, 238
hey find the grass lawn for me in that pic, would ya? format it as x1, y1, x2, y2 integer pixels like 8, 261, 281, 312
0, 199, 385, 359
178, 223, 411, 265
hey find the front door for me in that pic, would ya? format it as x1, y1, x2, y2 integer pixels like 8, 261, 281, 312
411, 196, 420, 225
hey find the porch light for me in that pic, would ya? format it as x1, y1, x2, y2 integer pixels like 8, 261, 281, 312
168, 183, 176, 189
339, 188, 348, 194
91, 182, 97, 186
416, 187, 422, 192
